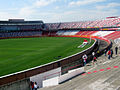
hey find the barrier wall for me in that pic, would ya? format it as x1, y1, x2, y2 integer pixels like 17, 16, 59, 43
59, 67, 84, 83
43, 76, 59, 87
30, 67, 61, 88
43, 67, 84, 87
0, 35, 41, 39
0, 78, 30, 90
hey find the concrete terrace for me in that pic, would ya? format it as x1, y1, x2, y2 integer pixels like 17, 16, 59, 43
39, 41, 120, 90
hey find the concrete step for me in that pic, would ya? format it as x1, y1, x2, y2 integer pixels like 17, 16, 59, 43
39, 40, 120, 90
103, 75, 120, 90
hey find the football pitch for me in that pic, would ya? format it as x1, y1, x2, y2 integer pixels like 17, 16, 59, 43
0, 37, 94, 76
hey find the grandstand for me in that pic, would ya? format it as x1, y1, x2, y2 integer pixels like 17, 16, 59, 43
0, 17, 120, 90
46, 16, 120, 29
0, 17, 120, 40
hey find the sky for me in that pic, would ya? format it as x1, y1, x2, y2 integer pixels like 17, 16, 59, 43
0, 0, 120, 23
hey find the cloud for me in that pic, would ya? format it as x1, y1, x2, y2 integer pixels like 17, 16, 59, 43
55, 6, 59, 9
40, 8, 119, 23
69, 0, 106, 6
13, 0, 57, 19
0, 12, 24, 20
0, 0, 119, 23
19, 7, 36, 17
17, 0, 57, 18
96, 3, 120, 10
0, 12, 13, 20
34, 0, 57, 7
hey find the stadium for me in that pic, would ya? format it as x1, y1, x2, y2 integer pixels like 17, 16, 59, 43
0, 16, 120, 90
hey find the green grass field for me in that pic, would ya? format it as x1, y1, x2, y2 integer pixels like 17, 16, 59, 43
0, 37, 94, 76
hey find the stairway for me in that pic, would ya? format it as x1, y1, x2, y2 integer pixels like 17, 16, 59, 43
39, 41, 120, 90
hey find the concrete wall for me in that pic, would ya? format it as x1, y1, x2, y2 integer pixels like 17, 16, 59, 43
43, 67, 84, 87
43, 76, 59, 87
0, 78, 30, 90
30, 67, 61, 88
59, 67, 84, 83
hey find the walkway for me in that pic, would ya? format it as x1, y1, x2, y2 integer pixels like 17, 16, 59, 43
39, 41, 120, 90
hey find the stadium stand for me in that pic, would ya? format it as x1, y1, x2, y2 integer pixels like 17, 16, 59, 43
0, 17, 120, 39
0, 19, 45, 38
45, 17, 120, 29
105, 31, 120, 40
56, 30, 65, 35
46, 23, 60, 30
0, 31, 42, 38
75, 31, 84, 35
86, 31, 98, 35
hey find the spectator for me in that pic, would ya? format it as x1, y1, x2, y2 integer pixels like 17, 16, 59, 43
30, 81, 34, 90
107, 50, 111, 59
34, 82, 38, 90
115, 46, 118, 55
92, 51, 95, 63
111, 49, 113, 58
92, 56, 97, 65
92, 51, 95, 57
119, 46, 120, 56
97, 50, 100, 57
104, 49, 107, 56
82, 54, 87, 66
83, 39, 88, 45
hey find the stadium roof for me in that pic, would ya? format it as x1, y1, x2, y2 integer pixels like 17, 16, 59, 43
0, 19, 43, 25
